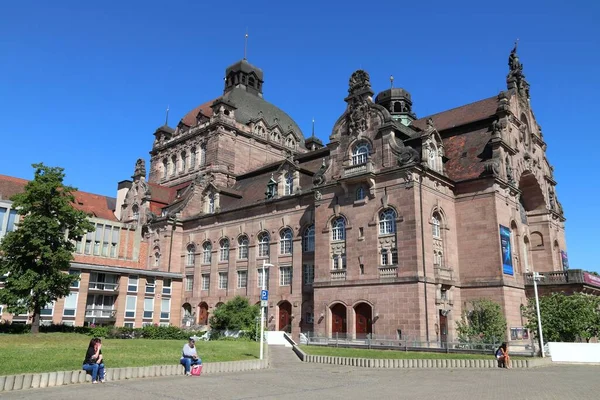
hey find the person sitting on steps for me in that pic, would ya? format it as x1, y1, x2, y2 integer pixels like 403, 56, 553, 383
180, 336, 201, 376
495, 342, 511, 368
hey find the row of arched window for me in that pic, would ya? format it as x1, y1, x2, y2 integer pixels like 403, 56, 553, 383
161, 145, 206, 179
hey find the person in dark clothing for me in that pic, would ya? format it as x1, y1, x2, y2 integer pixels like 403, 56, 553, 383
83, 337, 105, 383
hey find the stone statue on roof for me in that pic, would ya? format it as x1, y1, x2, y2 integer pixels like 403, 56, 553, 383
348, 70, 371, 96
133, 159, 146, 180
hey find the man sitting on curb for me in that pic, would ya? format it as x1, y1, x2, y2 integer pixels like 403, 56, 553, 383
180, 336, 202, 376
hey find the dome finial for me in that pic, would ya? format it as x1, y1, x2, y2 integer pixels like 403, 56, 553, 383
243, 29, 249, 60
390, 75, 394, 89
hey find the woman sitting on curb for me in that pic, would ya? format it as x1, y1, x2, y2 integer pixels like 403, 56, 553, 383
495, 342, 511, 368
83, 337, 105, 383
180, 336, 202, 376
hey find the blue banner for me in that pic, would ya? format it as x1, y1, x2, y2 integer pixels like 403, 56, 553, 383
500, 225, 513, 275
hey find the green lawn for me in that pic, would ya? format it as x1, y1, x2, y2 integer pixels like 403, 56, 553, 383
0, 333, 259, 376
300, 345, 527, 360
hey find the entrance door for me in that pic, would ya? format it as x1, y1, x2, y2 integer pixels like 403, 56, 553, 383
331, 304, 347, 337
439, 311, 448, 347
354, 303, 372, 339
278, 301, 292, 333
198, 303, 209, 325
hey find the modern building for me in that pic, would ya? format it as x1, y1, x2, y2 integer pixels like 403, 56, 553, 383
117, 45, 568, 344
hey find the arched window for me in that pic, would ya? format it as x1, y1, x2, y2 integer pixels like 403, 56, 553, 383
170, 155, 177, 176
248, 76, 255, 87
379, 209, 397, 235
258, 232, 270, 258
202, 241, 212, 264
428, 145, 438, 172
132, 205, 139, 221
284, 172, 293, 195
332, 217, 346, 241
190, 147, 196, 169
207, 193, 215, 213
186, 244, 195, 266
432, 213, 441, 238
303, 225, 315, 252
238, 235, 249, 259
352, 142, 370, 165
356, 186, 366, 201
199, 144, 206, 167
162, 159, 167, 179
153, 248, 160, 268
219, 238, 230, 261
280, 228, 293, 255
181, 151, 187, 173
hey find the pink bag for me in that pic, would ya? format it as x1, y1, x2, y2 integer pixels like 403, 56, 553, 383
191, 364, 202, 376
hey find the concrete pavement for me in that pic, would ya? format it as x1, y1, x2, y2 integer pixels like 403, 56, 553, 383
1, 346, 599, 399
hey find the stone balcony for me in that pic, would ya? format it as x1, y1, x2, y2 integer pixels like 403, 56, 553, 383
524, 269, 600, 288
330, 269, 347, 281
379, 266, 398, 278
343, 160, 374, 178
434, 264, 453, 281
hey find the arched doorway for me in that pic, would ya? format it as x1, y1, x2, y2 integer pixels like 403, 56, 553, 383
354, 302, 372, 339
198, 302, 209, 325
330, 303, 347, 337
182, 303, 193, 327
278, 301, 292, 333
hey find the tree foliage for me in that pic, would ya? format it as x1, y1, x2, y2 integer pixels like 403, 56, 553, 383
208, 296, 259, 334
523, 292, 600, 343
456, 299, 507, 344
0, 164, 94, 333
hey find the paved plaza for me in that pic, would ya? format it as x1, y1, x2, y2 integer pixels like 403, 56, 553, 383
2, 347, 600, 400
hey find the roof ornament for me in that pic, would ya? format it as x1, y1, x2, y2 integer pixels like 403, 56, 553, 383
243, 29, 249, 60
506, 39, 530, 99
348, 70, 372, 96
165, 105, 169, 126
390, 75, 394, 89
132, 159, 146, 181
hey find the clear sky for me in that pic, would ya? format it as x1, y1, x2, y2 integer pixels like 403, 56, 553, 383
1, 1, 598, 271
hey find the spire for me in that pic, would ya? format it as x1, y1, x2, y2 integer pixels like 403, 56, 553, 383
311, 118, 315, 137
243, 29, 249, 60
165, 105, 169, 126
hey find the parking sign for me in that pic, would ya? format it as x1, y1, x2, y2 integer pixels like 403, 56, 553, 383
260, 290, 268, 301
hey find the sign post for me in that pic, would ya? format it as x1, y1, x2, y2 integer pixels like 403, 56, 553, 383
259, 260, 273, 361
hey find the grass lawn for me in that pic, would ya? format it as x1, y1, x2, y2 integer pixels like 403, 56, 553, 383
0, 333, 259, 376
300, 345, 527, 360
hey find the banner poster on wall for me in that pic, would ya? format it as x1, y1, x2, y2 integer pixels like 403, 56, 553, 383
561, 251, 569, 270
499, 225, 514, 275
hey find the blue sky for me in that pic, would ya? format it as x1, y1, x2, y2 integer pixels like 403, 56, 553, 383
1, 1, 598, 271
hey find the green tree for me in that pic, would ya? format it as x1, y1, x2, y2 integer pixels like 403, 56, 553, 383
456, 299, 507, 344
523, 292, 600, 343
0, 164, 93, 333
208, 296, 259, 337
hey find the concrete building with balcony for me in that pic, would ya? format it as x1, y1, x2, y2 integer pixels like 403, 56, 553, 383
118, 46, 569, 344
0, 174, 183, 328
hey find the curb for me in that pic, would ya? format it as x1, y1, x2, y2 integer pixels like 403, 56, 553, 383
0, 359, 269, 393
300, 354, 552, 369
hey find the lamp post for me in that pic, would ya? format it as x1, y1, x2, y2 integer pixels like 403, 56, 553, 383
532, 271, 545, 358
260, 260, 274, 360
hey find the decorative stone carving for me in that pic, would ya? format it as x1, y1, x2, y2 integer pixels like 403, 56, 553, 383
483, 159, 501, 177
348, 70, 371, 96
313, 159, 328, 186
492, 118, 507, 138
426, 118, 435, 130
314, 190, 322, 200
506, 42, 530, 99
133, 158, 146, 179
506, 158, 515, 184
496, 91, 510, 113
548, 187, 557, 211
347, 97, 369, 136
397, 146, 420, 166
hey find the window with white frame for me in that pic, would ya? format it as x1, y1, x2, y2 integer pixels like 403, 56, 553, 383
432, 213, 441, 238
279, 266, 292, 286
146, 277, 155, 294
186, 244, 196, 266
185, 275, 193, 292
257, 232, 270, 258
331, 254, 346, 270
434, 251, 443, 267
201, 274, 210, 290
160, 298, 171, 320
257, 268, 270, 288
207, 193, 215, 213
381, 250, 388, 266
356, 186, 366, 201
280, 228, 293, 255
238, 235, 249, 259
303, 225, 315, 252
219, 238, 230, 261
379, 208, 397, 235
218, 272, 228, 289
391, 248, 398, 265
143, 298, 154, 319
381, 248, 398, 265
94, 224, 102, 255
203, 241, 212, 263
303, 263, 314, 285
125, 295, 136, 318
352, 142, 370, 165
124, 322, 134, 328
162, 278, 172, 295
84, 229, 93, 254
142, 322, 153, 327
237, 270, 247, 288
284, 172, 293, 195
63, 292, 78, 317
128, 275, 138, 292
69, 270, 81, 288
331, 217, 346, 241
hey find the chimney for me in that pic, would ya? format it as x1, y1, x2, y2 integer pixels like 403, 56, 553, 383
115, 180, 132, 220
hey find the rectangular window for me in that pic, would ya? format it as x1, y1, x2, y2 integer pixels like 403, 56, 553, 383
162, 278, 172, 295
7, 209, 18, 232
125, 295, 137, 318
110, 227, 119, 258
40, 302, 54, 316
63, 292, 78, 317
143, 298, 154, 319
218, 272, 228, 289
145, 277, 155, 294
75, 239, 83, 253
185, 275, 194, 292
279, 266, 292, 286
85, 230, 93, 254
160, 298, 170, 320
0, 305, 3, 316
303, 264, 314, 286
257, 269, 270, 289
102, 225, 111, 256
0, 207, 6, 236
237, 270, 247, 288
381, 251, 388, 266
69, 270, 81, 288
128, 275, 138, 292
124, 322, 134, 328
391, 248, 398, 265
94, 224, 103, 255
201, 274, 210, 291
142, 322, 153, 327
306, 312, 314, 324
62, 321, 75, 327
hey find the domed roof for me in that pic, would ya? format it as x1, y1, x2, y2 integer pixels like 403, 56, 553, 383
375, 88, 412, 103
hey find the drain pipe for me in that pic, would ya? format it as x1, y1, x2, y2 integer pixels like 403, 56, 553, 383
167, 218, 176, 273
419, 169, 430, 344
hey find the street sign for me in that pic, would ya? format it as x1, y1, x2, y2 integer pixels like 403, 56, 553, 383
260, 290, 268, 301
261, 300, 268, 308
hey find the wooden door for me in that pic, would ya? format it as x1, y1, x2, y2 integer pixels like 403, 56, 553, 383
439, 311, 448, 347
278, 302, 292, 333
355, 303, 372, 339
198, 303, 209, 325
331, 304, 347, 336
